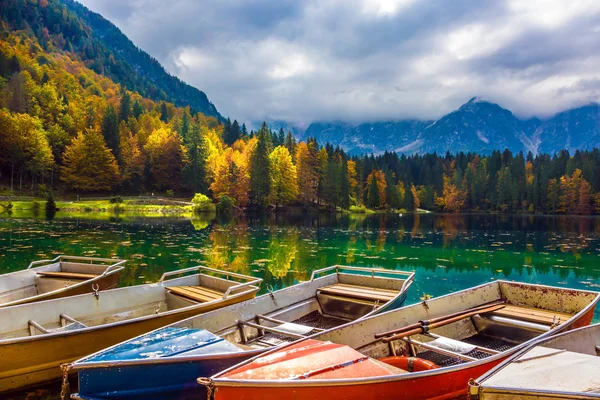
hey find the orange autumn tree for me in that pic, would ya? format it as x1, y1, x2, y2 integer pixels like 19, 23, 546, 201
366, 169, 387, 208
436, 176, 465, 212
61, 127, 119, 191
559, 169, 592, 214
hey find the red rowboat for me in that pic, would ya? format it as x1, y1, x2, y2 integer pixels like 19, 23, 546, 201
201, 280, 600, 400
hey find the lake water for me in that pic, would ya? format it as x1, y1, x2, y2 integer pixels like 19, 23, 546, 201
2, 212, 600, 311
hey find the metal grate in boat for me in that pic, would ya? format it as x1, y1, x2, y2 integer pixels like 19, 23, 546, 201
292, 310, 350, 330
258, 311, 349, 345
48, 321, 87, 333
463, 334, 517, 353
415, 334, 518, 367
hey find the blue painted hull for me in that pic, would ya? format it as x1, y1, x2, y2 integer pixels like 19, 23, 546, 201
74, 275, 411, 399
76, 351, 257, 399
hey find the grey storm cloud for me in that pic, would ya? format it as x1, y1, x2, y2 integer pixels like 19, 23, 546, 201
78, 0, 600, 125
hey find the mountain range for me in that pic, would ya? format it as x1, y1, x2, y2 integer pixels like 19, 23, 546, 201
300, 98, 600, 155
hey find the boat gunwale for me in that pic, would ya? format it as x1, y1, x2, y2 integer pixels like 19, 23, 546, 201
0, 275, 261, 346
70, 347, 267, 370
207, 280, 600, 389
0, 255, 126, 308
469, 323, 600, 398
68, 267, 414, 371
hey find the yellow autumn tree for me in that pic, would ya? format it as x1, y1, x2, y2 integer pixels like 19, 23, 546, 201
61, 127, 120, 191
347, 159, 358, 200
269, 146, 298, 208
295, 141, 318, 204
144, 127, 184, 189
119, 131, 145, 186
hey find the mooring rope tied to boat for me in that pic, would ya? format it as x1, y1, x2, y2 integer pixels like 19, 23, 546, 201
197, 377, 215, 400
60, 363, 72, 400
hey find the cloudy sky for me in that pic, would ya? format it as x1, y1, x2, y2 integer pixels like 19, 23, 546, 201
79, 0, 600, 125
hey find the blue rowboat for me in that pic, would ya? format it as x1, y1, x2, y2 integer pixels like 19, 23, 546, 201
69, 265, 415, 399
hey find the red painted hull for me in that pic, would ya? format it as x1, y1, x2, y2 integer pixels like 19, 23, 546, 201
213, 356, 506, 400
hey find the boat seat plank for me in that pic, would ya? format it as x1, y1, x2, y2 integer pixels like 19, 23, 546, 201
37, 271, 98, 280
318, 283, 398, 303
490, 305, 574, 325
169, 286, 224, 303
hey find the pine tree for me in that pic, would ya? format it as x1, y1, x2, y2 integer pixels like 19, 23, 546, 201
284, 131, 297, 160
119, 91, 131, 122
132, 100, 144, 119
160, 102, 169, 122
224, 119, 241, 145
367, 175, 380, 209
340, 159, 350, 209
101, 104, 119, 157
184, 123, 209, 194
249, 129, 271, 207
180, 108, 191, 140
403, 183, 414, 211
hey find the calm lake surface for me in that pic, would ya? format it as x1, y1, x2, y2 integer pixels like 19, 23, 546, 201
2, 212, 600, 314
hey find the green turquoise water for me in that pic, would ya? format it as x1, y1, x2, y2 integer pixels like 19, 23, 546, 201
1, 213, 600, 309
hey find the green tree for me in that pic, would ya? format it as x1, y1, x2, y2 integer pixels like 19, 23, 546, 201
101, 104, 119, 157
184, 123, 208, 193
249, 129, 271, 206
160, 102, 169, 122
224, 119, 241, 145
132, 99, 144, 119
119, 91, 131, 122
367, 174, 380, 209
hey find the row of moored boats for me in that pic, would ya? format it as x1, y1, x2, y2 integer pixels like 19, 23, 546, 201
0, 255, 599, 399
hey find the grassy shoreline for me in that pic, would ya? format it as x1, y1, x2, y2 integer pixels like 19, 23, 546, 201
0, 198, 430, 219
1, 199, 195, 218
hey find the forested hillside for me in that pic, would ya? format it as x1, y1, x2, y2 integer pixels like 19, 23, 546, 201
0, 0, 220, 118
1, 0, 600, 215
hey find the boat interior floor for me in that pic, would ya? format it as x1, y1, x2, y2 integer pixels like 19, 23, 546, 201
253, 311, 350, 347
415, 334, 518, 367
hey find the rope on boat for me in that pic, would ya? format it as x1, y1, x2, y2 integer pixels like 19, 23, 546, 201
198, 377, 215, 400
466, 378, 480, 400
60, 363, 72, 400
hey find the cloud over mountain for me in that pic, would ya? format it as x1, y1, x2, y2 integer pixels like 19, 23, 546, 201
79, 0, 600, 124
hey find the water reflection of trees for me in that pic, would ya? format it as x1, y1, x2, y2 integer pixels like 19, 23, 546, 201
205, 219, 251, 277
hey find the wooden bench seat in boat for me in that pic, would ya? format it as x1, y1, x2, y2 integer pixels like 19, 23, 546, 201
36, 271, 98, 280
489, 305, 574, 326
168, 286, 225, 303
318, 283, 399, 303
